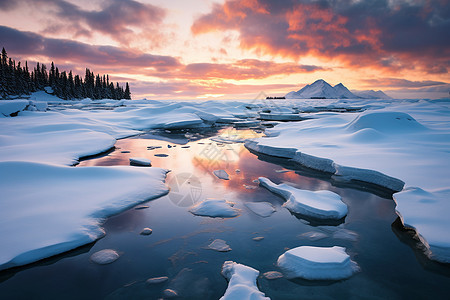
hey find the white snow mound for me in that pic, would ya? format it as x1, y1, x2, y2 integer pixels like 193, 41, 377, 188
277, 246, 359, 280
220, 261, 270, 300
189, 198, 239, 218
258, 177, 347, 219
393, 187, 450, 263
0, 161, 168, 271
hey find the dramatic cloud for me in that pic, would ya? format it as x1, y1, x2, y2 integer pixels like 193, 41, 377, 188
0, 26, 180, 71
192, 0, 450, 74
153, 59, 325, 80
26, 0, 167, 48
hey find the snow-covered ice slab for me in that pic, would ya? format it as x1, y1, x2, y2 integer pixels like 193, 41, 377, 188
277, 246, 359, 280
258, 177, 347, 220
220, 261, 270, 300
245, 202, 276, 217
394, 188, 450, 263
213, 169, 230, 180
0, 161, 168, 271
259, 112, 308, 121
129, 157, 152, 166
189, 199, 239, 218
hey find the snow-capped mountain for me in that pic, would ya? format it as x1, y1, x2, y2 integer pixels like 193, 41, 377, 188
285, 79, 392, 99
286, 79, 357, 99
352, 90, 392, 99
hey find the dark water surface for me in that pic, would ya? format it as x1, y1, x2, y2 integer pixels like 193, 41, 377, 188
1, 128, 449, 299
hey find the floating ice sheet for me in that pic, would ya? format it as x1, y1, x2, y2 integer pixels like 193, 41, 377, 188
258, 177, 347, 220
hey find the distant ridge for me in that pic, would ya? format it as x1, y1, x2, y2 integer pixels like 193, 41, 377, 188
352, 90, 392, 99
285, 79, 391, 99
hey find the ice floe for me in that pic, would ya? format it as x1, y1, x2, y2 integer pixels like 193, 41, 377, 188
189, 198, 239, 218
140, 228, 153, 235
213, 169, 230, 180
245, 202, 276, 217
263, 271, 283, 280
277, 246, 359, 280
258, 177, 347, 220
208, 239, 232, 252
129, 157, 151, 166
90, 249, 120, 265
220, 261, 270, 300
146, 276, 169, 284
0, 161, 168, 271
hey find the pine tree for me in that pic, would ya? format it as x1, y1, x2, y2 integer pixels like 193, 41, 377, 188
124, 82, 131, 99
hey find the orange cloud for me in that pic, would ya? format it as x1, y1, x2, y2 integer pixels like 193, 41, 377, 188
192, 0, 449, 75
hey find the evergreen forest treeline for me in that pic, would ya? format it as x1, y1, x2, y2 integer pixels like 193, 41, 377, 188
0, 48, 131, 100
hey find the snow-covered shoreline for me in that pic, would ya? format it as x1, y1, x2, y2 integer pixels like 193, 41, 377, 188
245, 100, 450, 263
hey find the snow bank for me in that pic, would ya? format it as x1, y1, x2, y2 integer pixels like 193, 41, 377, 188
393, 188, 450, 263
0, 100, 29, 116
258, 177, 347, 220
220, 261, 270, 300
277, 246, 359, 280
0, 129, 116, 165
189, 199, 239, 218
0, 161, 169, 271
246, 101, 450, 262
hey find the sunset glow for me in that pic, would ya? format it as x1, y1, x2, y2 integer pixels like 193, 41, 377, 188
1, 0, 448, 99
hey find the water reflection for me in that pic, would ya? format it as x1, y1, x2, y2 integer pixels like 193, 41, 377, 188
1, 128, 450, 299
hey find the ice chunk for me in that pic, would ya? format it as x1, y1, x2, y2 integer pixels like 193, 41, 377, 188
263, 271, 283, 280
253, 237, 264, 241
90, 249, 120, 265
129, 157, 151, 166
213, 169, 230, 180
140, 228, 153, 235
146, 276, 169, 284
163, 289, 178, 298
208, 239, 231, 252
220, 261, 270, 300
0, 161, 168, 271
245, 202, 276, 217
258, 177, 347, 220
189, 198, 239, 218
277, 246, 359, 280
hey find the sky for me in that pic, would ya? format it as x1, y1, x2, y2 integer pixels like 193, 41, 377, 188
0, 0, 449, 100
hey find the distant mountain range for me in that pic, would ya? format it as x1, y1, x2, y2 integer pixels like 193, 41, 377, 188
285, 79, 392, 99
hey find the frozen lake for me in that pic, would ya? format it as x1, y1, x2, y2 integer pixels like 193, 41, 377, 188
1, 127, 449, 299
